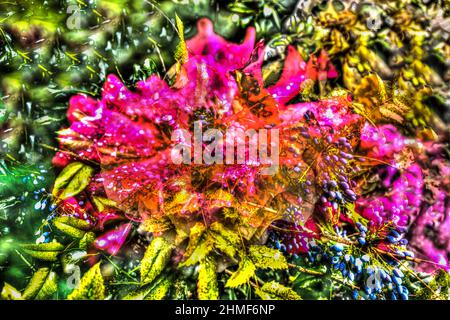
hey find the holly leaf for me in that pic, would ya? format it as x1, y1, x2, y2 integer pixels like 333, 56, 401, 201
140, 237, 174, 286
20, 242, 65, 261
255, 281, 301, 300
0, 283, 22, 300
52, 162, 94, 200
249, 245, 288, 270
197, 257, 219, 300
67, 262, 105, 300
53, 216, 91, 239
225, 256, 256, 288
22, 268, 58, 300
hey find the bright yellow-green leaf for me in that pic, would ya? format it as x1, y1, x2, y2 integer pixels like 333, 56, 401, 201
180, 224, 215, 267
92, 196, 117, 212
21, 242, 65, 261
174, 13, 188, 64
53, 216, 91, 239
1, 283, 23, 300
79, 232, 96, 250
67, 262, 105, 300
249, 245, 288, 270
225, 256, 256, 288
22, 268, 58, 300
255, 281, 301, 300
197, 257, 219, 300
52, 162, 94, 200
140, 237, 174, 286
210, 222, 241, 259
124, 276, 171, 300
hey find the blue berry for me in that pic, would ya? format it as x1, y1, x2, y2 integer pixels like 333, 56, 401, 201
393, 268, 404, 278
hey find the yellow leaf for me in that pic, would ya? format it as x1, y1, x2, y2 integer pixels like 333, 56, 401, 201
180, 223, 214, 267
210, 222, 241, 259
174, 13, 188, 64
21, 242, 65, 262
1, 283, 23, 300
53, 216, 91, 239
67, 262, 105, 300
22, 268, 58, 300
52, 162, 94, 200
249, 245, 288, 270
225, 256, 256, 288
255, 281, 301, 300
140, 237, 174, 286
197, 257, 219, 300
92, 196, 117, 212
123, 276, 171, 300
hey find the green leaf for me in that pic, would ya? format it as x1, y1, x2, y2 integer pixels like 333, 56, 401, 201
255, 281, 301, 300
140, 237, 174, 286
67, 262, 105, 300
174, 13, 188, 64
52, 162, 94, 200
210, 222, 241, 259
22, 268, 58, 300
197, 257, 219, 300
1, 283, 22, 300
53, 216, 91, 239
21, 242, 65, 261
123, 276, 171, 300
225, 256, 256, 288
249, 245, 288, 270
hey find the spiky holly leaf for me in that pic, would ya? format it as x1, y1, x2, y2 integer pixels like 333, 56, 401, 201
22, 268, 58, 300
197, 257, 219, 300
20, 242, 65, 261
140, 237, 174, 286
52, 162, 94, 200
53, 216, 91, 239
67, 262, 105, 300
1, 283, 22, 300
225, 256, 256, 288
255, 281, 301, 300
248, 245, 288, 270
